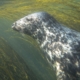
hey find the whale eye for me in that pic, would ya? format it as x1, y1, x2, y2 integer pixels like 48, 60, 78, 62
26, 18, 33, 21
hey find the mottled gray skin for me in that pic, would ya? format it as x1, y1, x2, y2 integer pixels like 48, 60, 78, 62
12, 12, 80, 80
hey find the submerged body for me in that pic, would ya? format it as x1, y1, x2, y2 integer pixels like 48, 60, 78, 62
12, 12, 80, 80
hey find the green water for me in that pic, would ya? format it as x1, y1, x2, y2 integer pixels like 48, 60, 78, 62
0, 18, 56, 80
0, 0, 80, 80
0, 37, 38, 80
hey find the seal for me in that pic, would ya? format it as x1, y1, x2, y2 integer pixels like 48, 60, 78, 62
12, 12, 80, 80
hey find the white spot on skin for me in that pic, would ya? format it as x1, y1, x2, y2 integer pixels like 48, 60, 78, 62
66, 58, 71, 63
40, 40, 47, 48
75, 61, 79, 67
48, 50, 52, 60
56, 62, 62, 75
77, 72, 80, 75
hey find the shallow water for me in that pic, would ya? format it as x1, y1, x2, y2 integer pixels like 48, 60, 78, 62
0, 0, 80, 80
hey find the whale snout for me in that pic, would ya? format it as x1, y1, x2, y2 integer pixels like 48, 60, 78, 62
12, 22, 21, 31
12, 23, 17, 30
12, 26, 18, 31
12, 22, 16, 28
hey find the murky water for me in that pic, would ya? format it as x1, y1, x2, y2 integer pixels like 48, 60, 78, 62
0, 0, 80, 80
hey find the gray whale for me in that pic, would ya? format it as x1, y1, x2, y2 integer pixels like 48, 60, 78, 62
12, 12, 80, 80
